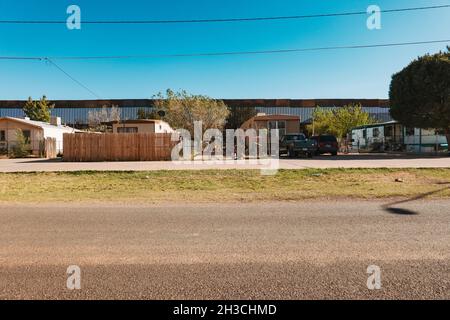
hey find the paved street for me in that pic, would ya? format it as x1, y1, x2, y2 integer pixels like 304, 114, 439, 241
0, 201, 449, 299
0, 154, 449, 172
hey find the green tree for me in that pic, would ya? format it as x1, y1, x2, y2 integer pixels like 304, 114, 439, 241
10, 129, 30, 158
308, 104, 376, 138
307, 107, 333, 136
153, 89, 230, 136
23, 96, 54, 122
389, 48, 450, 145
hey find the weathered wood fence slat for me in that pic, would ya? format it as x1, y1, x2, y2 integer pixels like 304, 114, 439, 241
44, 137, 57, 159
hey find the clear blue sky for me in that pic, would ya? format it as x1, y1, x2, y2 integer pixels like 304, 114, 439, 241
0, 0, 449, 100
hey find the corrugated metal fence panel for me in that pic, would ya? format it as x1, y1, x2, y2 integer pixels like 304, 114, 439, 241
50, 106, 155, 125
255, 106, 392, 123
0, 108, 26, 118
0, 106, 154, 125
2, 105, 392, 125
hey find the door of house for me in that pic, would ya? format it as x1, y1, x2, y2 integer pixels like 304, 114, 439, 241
268, 121, 286, 138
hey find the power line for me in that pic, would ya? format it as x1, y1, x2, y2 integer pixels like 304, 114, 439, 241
2, 39, 447, 97
45, 58, 101, 98
0, 40, 448, 61
0, 4, 449, 24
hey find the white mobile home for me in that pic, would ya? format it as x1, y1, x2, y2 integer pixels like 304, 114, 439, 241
351, 121, 448, 154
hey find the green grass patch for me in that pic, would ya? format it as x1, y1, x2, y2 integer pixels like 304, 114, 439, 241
1, 168, 449, 203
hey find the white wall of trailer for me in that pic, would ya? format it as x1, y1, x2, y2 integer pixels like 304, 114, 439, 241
352, 123, 448, 154
351, 125, 385, 150
404, 128, 448, 153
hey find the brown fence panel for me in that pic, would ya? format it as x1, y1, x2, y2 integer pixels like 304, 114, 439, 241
63, 133, 176, 162
44, 137, 57, 159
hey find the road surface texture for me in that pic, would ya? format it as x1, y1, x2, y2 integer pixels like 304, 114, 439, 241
0, 201, 449, 300
0, 154, 449, 172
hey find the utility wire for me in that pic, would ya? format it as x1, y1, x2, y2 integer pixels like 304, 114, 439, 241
45, 58, 101, 98
0, 40, 448, 61
2, 39, 448, 98
0, 4, 449, 24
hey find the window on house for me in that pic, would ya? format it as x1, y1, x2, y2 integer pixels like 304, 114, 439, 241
0, 130, 5, 141
385, 126, 393, 137
373, 128, 380, 138
405, 128, 415, 136
278, 121, 286, 137
363, 129, 367, 139
268, 121, 287, 137
22, 130, 31, 143
117, 127, 138, 133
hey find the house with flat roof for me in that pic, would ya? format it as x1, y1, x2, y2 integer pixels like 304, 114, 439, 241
111, 119, 174, 134
240, 114, 301, 137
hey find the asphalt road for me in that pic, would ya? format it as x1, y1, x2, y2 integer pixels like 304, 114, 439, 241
0, 201, 449, 300
0, 153, 449, 172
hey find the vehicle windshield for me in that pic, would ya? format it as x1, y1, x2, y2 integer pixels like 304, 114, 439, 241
320, 135, 337, 142
285, 135, 306, 141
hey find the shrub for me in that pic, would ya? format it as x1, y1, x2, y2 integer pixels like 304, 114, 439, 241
10, 129, 31, 158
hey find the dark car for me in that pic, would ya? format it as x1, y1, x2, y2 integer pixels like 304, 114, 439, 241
310, 135, 339, 156
280, 134, 317, 158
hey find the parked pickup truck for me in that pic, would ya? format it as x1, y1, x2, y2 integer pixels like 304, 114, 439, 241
279, 134, 317, 158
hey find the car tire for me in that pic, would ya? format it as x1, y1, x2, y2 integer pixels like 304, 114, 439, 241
332, 152, 338, 156
287, 148, 294, 158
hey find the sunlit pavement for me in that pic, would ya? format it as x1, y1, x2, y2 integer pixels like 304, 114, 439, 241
1, 201, 449, 299
0, 153, 449, 172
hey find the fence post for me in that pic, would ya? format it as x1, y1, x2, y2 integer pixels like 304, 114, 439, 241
42, 137, 57, 159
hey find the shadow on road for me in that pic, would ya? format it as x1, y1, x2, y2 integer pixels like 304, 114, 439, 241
18, 158, 63, 164
384, 207, 419, 215
382, 182, 450, 215
294, 153, 450, 161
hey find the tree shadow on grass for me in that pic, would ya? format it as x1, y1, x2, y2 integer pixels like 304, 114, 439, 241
382, 182, 450, 216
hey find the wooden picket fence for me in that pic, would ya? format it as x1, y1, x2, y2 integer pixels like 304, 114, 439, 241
63, 133, 175, 162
